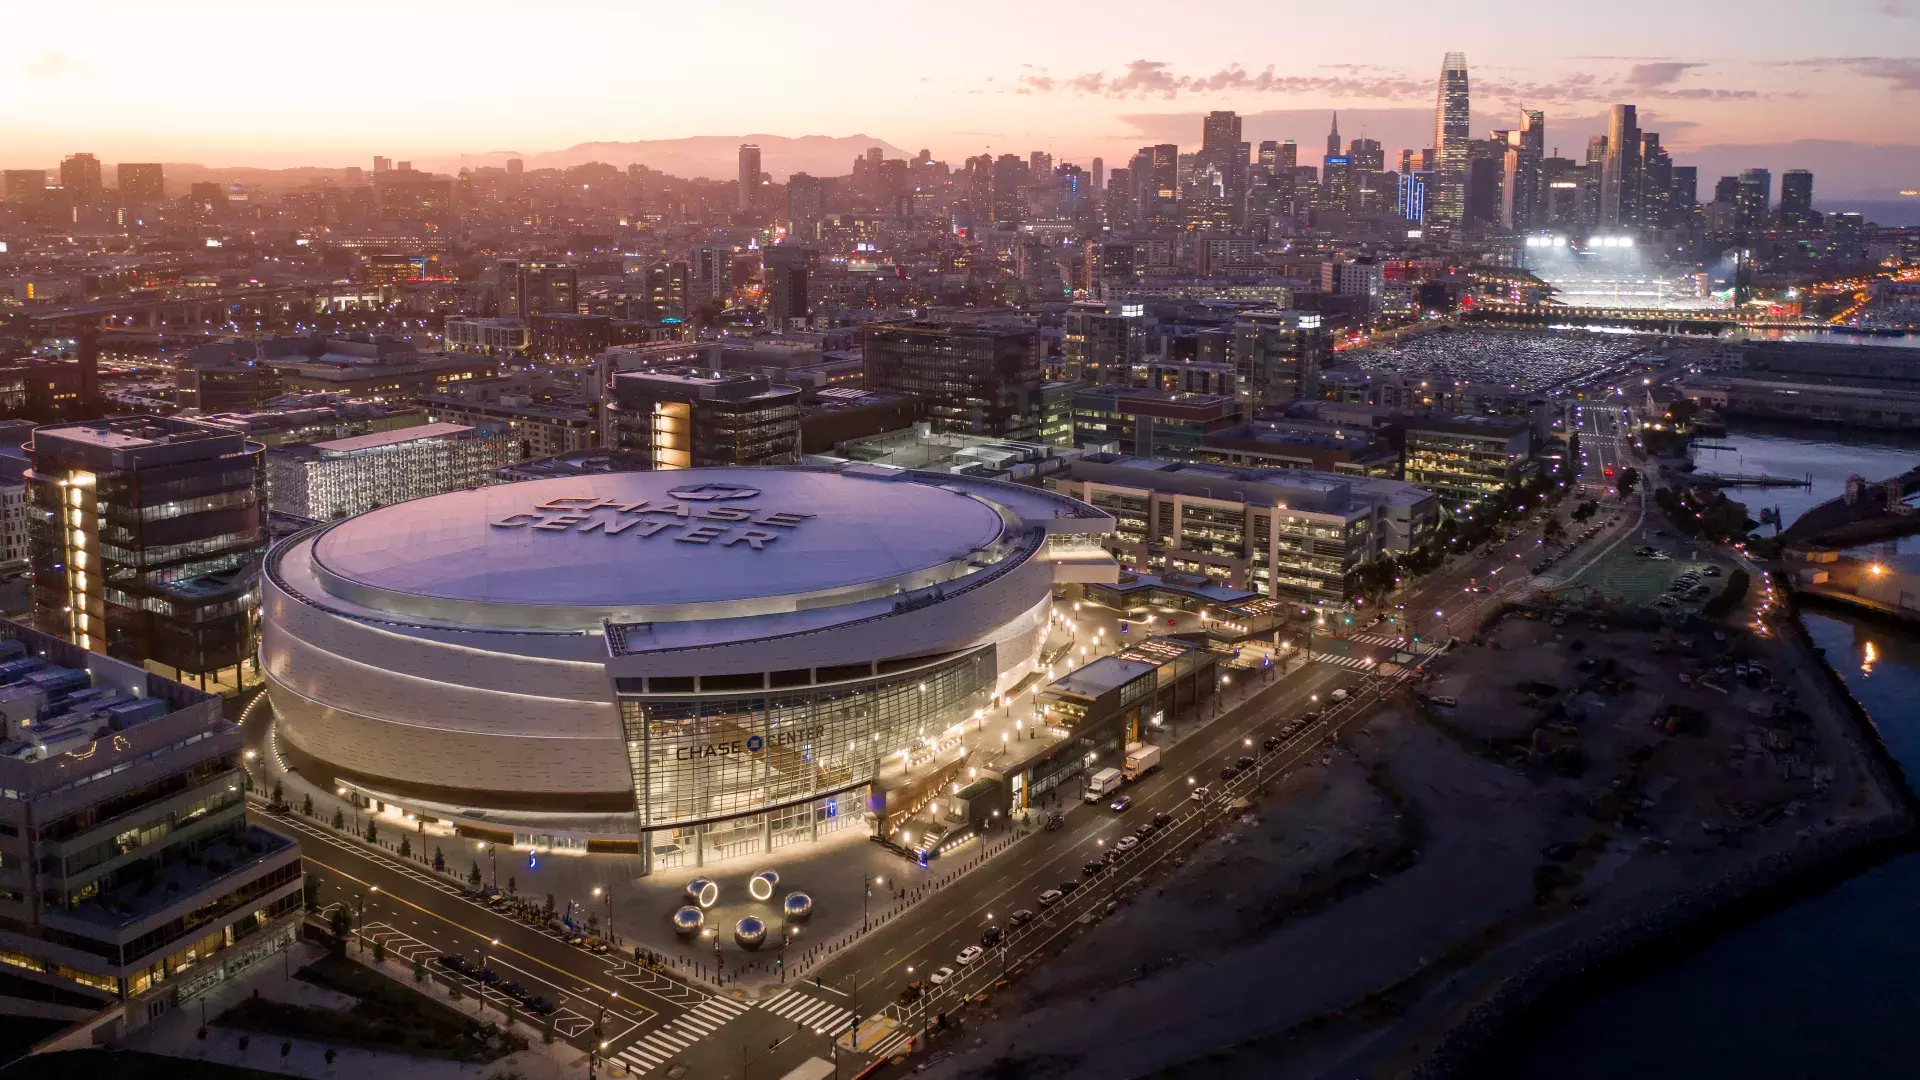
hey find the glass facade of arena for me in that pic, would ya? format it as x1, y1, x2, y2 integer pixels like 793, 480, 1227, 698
618, 647, 996, 867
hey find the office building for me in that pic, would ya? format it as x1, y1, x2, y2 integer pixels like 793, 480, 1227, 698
1048, 454, 1437, 607
443, 317, 532, 359
1071, 388, 1240, 461
786, 173, 825, 239
1062, 302, 1146, 384
420, 375, 598, 461
115, 163, 165, 203
765, 246, 816, 329
738, 144, 762, 215
59, 154, 102, 205
2, 171, 45, 206
1228, 311, 1328, 411
1430, 53, 1471, 234
602, 368, 802, 470
1501, 111, 1544, 230
499, 260, 580, 319
1736, 168, 1772, 231
0, 622, 301, 1026
175, 345, 283, 413
258, 338, 495, 399
265, 422, 516, 522
1600, 104, 1641, 227
27, 417, 267, 688
1402, 415, 1535, 508
1780, 169, 1814, 228
862, 323, 1043, 438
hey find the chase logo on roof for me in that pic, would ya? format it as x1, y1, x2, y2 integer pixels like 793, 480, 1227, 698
668, 483, 762, 502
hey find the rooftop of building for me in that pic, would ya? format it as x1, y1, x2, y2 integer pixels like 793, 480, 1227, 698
609, 366, 799, 403
495, 449, 619, 481
1064, 453, 1431, 512
1094, 570, 1261, 605
280, 421, 480, 459
1046, 654, 1159, 700
52, 826, 295, 932
819, 425, 1067, 475
1402, 413, 1534, 437
30, 416, 251, 470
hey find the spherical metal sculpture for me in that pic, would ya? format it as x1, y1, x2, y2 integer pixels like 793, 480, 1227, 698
748, 869, 780, 901
671, 906, 704, 937
782, 891, 814, 924
734, 916, 767, 950
686, 878, 718, 908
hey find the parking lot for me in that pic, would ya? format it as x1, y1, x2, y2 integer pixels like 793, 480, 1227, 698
1559, 540, 1729, 610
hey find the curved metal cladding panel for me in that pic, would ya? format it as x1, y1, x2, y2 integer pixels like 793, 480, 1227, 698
602, 550, 1057, 680
267, 671, 634, 808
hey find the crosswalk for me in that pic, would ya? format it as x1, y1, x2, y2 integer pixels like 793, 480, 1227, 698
1311, 651, 1380, 672
760, 987, 860, 1035
868, 1023, 915, 1060
610, 995, 751, 1074
1347, 633, 1442, 652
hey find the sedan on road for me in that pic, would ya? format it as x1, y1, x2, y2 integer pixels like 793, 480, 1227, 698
1082, 860, 1105, 877
1115, 835, 1139, 853
1037, 889, 1064, 908
1009, 909, 1036, 928
929, 966, 955, 985
1190, 786, 1212, 803
1108, 795, 1132, 812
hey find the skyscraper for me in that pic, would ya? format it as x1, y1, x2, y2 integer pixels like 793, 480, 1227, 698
1779, 169, 1815, 228
1431, 53, 1470, 234
1326, 113, 1341, 158
1501, 111, 1544, 231
737, 144, 762, 214
59, 153, 103, 204
1278, 141, 1298, 171
1599, 104, 1641, 227
1736, 168, 1772, 231
1090, 157, 1104, 190
116, 163, 165, 203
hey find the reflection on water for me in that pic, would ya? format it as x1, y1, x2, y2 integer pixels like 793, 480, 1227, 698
1688, 425, 1920, 553
1497, 607, 1920, 1079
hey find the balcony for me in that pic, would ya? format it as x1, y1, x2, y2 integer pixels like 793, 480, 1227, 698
40, 826, 298, 953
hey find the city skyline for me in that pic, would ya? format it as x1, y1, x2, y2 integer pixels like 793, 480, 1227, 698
4, 1, 1920, 195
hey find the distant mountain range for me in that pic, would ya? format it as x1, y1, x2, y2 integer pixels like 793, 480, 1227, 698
431, 134, 913, 182
147, 134, 913, 192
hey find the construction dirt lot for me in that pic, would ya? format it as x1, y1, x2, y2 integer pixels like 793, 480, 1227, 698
917, 604, 1900, 1080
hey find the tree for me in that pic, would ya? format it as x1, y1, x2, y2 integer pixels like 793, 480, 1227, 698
470, 862, 484, 888
329, 906, 352, 949
433, 847, 446, 873
1617, 467, 1639, 496
507, 875, 517, 896
332, 808, 346, 831
413, 956, 427, 983
399, 835, 412, 860
1543, 518, 1566, 545
302, 794, 314, 817
365, 820, 378, 845
545, 894, 556, 917
303, 879, 320, 912
271, 780, 284, 807
372, 939, 387, 964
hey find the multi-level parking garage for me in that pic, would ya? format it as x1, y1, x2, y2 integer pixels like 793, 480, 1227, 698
261, 464, 1114, 872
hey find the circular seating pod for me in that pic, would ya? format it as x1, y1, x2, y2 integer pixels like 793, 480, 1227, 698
671, 907, 704, 937
686, 878, 718, 908
781, 892, 814, 924
748, 870, 780, 901
734, 917, 767, 951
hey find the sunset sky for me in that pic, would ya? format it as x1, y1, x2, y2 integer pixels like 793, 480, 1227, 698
5, 0, 1918, 192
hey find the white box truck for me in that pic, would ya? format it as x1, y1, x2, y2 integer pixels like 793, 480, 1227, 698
1084, 767, 1124, 802
1123, 743, 1161, 780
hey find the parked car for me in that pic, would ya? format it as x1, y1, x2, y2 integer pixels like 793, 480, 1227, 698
478, 968, 501, 985
1190, 786, 1212, 803
1329, 688, 1350, 702
956, 945, 984, 966
1153, 812, 1174, 828
929, 966, 955, 986
1219, 765, 1240, 780
438, 954, 473, 974
1058, 878, 1081, 895
529, 997, 557, 1015
1008, 909, 1036, 928
980, 925, 1004, 948
1082, 860, 1105, 877
1263, 735, 1282, 751
1037, 889, 1064, 908
1115, 835, 1139, 853
899, 981, 924, 1004
1237, 755, 1255, 770
503, 982, 531, 1003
